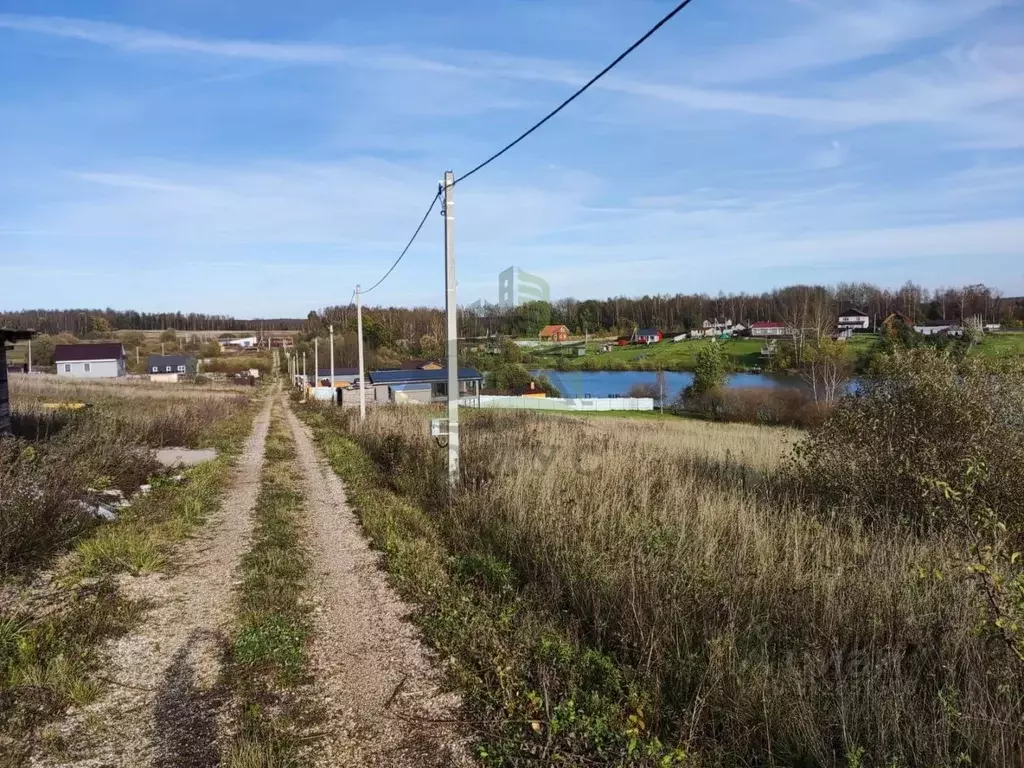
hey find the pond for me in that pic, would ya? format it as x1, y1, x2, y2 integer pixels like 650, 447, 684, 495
532, 369, 812, 399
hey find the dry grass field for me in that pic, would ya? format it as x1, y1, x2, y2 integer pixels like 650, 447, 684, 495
311, 401, 1023, 766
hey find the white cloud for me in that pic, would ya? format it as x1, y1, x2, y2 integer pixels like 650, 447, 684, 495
692, 0, 1007, 83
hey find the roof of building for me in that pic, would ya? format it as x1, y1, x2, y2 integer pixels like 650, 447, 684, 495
637, 328, 661, 336
147, 354, 195, 368
539, 324, 569, 336
399, 359, 441, 370
751, 321, 787, 328
841, 308, 869, 317
369, 368, 483, 386
1, 328, 35, 343
54, 343, 125, 362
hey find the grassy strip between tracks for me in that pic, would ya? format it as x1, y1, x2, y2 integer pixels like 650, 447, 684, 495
221, 401, 315, 768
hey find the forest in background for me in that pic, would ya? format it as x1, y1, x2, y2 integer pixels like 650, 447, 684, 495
4, 281, 1022, 353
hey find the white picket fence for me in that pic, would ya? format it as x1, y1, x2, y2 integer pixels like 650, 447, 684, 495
461, 395, 654, 412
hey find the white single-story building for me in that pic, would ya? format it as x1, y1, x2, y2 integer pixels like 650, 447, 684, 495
54, 343, 126, 378
369, 368, 484, 405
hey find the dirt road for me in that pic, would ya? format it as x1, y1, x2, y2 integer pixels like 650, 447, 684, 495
284, 404, 470, 767
34, 393, 274, 768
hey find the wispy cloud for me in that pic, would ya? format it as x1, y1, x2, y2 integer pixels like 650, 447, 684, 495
692, 0, 1008, 83
0, 14, 464, 73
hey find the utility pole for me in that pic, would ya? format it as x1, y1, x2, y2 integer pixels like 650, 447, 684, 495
356, 285, 366, 421
314, 337, 319, 388
28, 339, 32, 374
442, 170, 459, 486
302, 351, 306, 385
329, 324, 336, 399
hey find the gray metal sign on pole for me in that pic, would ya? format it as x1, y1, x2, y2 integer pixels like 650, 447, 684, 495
443, 170, 459, 486
357, 285, 366, 421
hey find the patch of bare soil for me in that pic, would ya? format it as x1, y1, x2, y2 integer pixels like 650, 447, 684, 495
31, 393, 274, 768
283, 404, 471, 767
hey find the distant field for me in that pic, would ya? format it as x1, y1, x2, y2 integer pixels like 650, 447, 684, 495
137, 329, 300, 341
978, 331, 1024, 358
527, 331, 1024, 371
530, 335, 874, 371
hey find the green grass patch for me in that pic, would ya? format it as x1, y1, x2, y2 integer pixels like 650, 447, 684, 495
298, 406, 688, 766
221, 404, 313, 767
74, 458, 232, 578
977, 331, 1024, 358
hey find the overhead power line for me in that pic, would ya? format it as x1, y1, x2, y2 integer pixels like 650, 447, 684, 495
357, 0, 695, 295
455, 0, 697, 184
361, 191, 441, 295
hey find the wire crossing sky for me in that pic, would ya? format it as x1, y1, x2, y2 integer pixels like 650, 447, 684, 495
1, 0, 1022, 315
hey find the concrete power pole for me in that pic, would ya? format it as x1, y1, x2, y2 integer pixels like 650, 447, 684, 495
442, 170, 459, 486
28, 339, 32, 374
314, 337, 319, 388
302, 351, 306, 385
356, 285, 366, 421
329, 324, 336, 399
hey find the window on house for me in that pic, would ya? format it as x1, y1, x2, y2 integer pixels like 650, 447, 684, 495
64, 364, 71, 373
165, 366, 172, 372
83, 363, 91, 372
177, 365, 186, 373
432, 382, 448, 398
152, 367, 159, 373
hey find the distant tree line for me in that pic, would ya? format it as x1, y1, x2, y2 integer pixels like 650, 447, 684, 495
4, 283, 1020, 361
308, 281, 1022, 353
0, 309, 304, 336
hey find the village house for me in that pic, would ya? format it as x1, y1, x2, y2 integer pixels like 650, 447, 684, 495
838, 309, 871, 331
147, 354, 197, 382
635, 328, 662, 344
750, 321, 788, 338
54, 342, 126, 378
702, 318, 733, 332
539, 324, 570, 342
368, 368, 483, 405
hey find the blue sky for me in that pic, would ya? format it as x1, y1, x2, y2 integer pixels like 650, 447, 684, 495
1, 0, 1022, 316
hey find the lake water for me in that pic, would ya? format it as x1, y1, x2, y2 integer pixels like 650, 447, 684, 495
533, 369, 810, 399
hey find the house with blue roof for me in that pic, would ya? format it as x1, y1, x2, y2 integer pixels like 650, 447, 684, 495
368, 367, 483, 405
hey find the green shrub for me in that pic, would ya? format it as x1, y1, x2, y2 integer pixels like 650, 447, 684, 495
794, 348, 1024, 530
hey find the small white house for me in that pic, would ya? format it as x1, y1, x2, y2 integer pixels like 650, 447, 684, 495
838, 309, 870, 330
702, 318, 733, 332
54, 343, 126, 378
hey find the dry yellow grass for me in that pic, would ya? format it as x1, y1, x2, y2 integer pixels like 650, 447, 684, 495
332, 405, 1023, 766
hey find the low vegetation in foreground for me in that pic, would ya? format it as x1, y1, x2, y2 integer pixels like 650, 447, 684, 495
0, 376, 256, 762
221, 402, 314, 767
300, 346, 1024, 767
